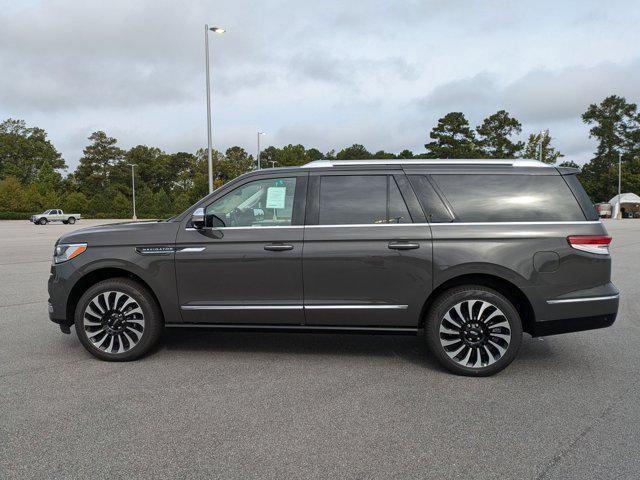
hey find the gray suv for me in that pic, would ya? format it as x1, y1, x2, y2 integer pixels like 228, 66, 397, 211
48, 159, 619, 375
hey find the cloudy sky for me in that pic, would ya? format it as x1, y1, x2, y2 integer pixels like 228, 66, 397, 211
1, 0, 639, 170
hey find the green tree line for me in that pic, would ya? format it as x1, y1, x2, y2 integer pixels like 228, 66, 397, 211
1, 95, 639, 219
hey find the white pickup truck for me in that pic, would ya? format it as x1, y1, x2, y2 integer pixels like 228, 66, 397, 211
30, 209, 81, 225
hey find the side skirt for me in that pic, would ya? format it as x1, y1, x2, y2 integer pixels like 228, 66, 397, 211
165, 323, 421, 335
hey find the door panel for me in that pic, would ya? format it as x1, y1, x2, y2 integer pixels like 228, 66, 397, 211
302, 171, 432, 327
175, 173, 307, 325
303, 224, 432, 326
175, 226, 304, 324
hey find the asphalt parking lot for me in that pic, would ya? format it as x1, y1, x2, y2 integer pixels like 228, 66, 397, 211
1, 219, 639, 479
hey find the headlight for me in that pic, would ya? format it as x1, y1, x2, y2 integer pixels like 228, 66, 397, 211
53, 243, 87, 264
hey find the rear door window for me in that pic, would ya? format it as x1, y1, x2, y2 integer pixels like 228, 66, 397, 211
431, 174, 586, 222
319, 175, 411, 225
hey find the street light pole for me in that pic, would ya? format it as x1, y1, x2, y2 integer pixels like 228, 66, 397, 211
257, 132, 266, 169
617, 152, 622, 219
128, 164, 137, 220
205, 24, 225, 194
538, 130, 545, 163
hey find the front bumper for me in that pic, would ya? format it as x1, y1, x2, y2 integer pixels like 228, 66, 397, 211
48, 265, 74, 329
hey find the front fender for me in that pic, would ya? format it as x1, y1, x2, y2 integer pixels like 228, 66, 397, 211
52, 247, 181, 325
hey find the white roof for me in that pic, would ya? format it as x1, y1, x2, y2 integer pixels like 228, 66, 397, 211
609, 193, 640, 204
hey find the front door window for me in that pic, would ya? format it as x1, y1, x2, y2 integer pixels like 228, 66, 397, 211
205, 177, 297, 227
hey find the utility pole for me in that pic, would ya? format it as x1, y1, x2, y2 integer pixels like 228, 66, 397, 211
128, 164, 137, 220
538, 130, 545, 163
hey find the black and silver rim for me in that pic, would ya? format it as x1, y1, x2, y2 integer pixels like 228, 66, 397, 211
83, 291, 145, 354
439, 299, 511, 368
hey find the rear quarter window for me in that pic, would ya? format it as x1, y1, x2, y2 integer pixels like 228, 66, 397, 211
431, 174, 587, 222
562, 174, 599, 221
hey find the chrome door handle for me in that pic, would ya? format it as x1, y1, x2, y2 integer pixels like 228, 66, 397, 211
264, 244, 294, 251
388, 242, 420, 250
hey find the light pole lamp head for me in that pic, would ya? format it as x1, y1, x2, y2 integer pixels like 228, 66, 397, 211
210, 26, 226, 34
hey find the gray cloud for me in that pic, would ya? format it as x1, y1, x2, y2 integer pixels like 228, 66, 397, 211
419, 61, 640, 123
0, 0, 638, 169
415, 61, 640, 162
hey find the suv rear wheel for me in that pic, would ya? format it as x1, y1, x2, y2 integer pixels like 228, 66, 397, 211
425, 285, 523, 376
74, 278, 163, 361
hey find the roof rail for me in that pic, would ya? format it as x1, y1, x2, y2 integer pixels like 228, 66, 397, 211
303, 159, 550, 168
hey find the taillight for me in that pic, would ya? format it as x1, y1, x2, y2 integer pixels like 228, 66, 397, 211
567, 235, 611, 255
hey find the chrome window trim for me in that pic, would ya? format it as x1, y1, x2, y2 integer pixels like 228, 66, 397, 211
546, 294, 619, 304
185, 225, 303, 231
428, 221, 602, 226
305, 223, 429, 228
305, 221, 600, 228
186, 221, 601, 231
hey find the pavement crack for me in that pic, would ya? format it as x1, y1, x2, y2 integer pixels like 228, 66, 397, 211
0, 259, 51, 266
0, 300, 46, 309
535, 385, 633, 480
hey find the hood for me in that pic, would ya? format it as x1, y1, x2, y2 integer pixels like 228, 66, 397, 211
58, 220, 180, 247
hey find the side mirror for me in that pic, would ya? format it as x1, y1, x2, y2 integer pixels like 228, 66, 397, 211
191, 207, 205, 229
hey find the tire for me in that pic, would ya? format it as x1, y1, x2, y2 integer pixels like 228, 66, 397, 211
38, 218, 47, 225
425, 285, 523, 376
68, 217, 76, 224
74, 278, 164, 361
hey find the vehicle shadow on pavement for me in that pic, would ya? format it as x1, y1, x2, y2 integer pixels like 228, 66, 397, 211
160, 329, 444, 370
157, 329, 577, 371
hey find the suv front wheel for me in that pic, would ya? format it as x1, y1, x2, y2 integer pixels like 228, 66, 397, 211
425, 285, 523, 376
74, 278, 163, 361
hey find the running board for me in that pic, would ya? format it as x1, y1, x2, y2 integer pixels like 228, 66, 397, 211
165, 323, 420, 335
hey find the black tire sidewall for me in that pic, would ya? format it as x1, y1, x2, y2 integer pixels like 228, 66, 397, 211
425, 286, 523, 376
39, 218, 47, 225
68, 217, 75, 224
74, 278, 163, 361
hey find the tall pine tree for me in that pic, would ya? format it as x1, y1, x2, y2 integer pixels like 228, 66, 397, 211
579, 95, 638, 201
476, 110, 524, 158
425, 112, 481, 158
73, 131, 124, 194
522, 132, 563, 164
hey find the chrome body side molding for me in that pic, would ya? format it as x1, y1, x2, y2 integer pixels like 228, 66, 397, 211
546, 294, 619, 304
181, 304, 409, 311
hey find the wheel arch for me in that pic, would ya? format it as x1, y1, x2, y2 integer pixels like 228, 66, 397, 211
420, 273, 536, 334
66, 267, 165, 325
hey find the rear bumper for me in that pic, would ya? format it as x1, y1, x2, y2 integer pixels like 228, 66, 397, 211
530, 312, 617, 336
530, 283, 619, 336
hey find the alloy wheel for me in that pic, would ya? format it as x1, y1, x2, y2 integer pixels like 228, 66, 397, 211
438, 299, 511, 368
83, 290, 145, 354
